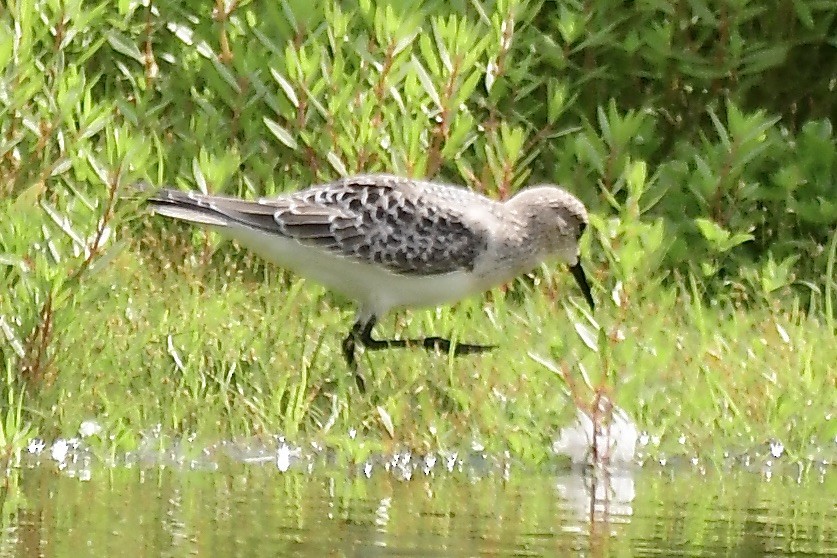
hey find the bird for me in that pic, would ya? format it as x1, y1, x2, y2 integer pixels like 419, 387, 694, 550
143, 173, 594, 391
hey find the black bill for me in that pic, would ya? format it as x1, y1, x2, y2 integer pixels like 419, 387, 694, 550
569, 262, 595, 310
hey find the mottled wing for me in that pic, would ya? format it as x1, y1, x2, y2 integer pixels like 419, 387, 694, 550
270, 176, 490, 275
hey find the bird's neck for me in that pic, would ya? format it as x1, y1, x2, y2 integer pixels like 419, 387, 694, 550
481, 216, 546, 282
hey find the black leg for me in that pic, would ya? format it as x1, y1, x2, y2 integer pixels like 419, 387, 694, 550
342, 321, 367, 392
341, 316, 497, 393
353, 317, 496, 355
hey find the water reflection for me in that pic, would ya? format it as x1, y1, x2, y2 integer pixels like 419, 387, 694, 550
1, 462, 834, 557
555, 469, 636, 523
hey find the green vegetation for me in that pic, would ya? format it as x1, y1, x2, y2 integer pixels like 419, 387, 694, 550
1, 0, 835, 468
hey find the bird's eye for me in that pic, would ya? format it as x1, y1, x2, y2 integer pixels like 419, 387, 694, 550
577, 221, 587, 238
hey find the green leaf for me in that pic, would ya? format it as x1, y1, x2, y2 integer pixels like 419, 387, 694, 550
573, 322, 598, 352
708, 107, 731, 150
0, 253, 28, 270
626, 160, 647, 197
327, 151, 347, 176
192, 157, 208, 193
87, 240, 129, 275
411, 56, 442, 108
264, 117, 298, 149
792, 0, 814, 28
694, 218, 753, 252
270, 68, 299, 108
106, 31, 143, 63
695, 218, 730, 245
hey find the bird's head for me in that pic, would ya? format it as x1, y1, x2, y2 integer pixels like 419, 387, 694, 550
507, 185, 594, 309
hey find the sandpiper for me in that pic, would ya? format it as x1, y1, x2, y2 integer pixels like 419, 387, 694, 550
145, 173, 594, 391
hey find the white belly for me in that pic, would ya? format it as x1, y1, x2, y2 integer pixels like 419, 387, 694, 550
223, 225, 485, 317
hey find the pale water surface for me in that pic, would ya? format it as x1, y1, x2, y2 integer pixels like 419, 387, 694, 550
1, 462, 834, 557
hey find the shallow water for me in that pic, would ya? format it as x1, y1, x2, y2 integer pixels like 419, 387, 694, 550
1, 462, 834, 557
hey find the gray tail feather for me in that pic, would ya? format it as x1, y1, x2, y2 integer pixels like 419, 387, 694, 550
140, 184, 281, 232
142, 185, 233, 227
